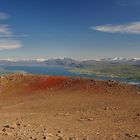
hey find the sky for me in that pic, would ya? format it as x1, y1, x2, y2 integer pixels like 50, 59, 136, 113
0, 0, 140, 60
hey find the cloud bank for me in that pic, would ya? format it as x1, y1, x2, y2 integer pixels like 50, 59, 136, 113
91, 22, 140, 34
0, 12, 22, 50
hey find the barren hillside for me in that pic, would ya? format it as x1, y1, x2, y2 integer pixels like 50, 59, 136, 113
0, 74, 140, 140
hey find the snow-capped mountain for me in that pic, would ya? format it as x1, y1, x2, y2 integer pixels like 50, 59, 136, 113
36, 58, 46, 62
101, 57, 140, 61
0, 57, 140, 66
45, 58, 82, 67
100, 57, 140, 65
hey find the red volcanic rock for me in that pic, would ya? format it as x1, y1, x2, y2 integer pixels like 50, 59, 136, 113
0, 74, 139, 95
29, 76, 69, 90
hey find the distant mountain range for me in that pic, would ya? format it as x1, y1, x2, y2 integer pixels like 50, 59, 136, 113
101, 57, 140, 62
100, 57, 140, 66
0, 57, 140, 67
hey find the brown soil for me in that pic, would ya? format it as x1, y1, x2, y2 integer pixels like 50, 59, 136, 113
0, 74, 140, 140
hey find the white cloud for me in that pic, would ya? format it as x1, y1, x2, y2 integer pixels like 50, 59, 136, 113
0, 39, 21, 50
91, 22, 140, 34
0, 12, 22, 50
0, 24, 12, 37
0, 12, 9, 20
0, 24, 22, 50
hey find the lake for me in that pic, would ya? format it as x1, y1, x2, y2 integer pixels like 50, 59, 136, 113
1, 65, 140, 86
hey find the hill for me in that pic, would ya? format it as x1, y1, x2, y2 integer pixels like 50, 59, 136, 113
0, 74, 140, 140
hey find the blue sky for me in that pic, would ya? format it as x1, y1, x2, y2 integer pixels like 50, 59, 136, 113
0, 0, 140, 60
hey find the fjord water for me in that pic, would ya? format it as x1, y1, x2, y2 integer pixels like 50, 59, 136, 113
2, 66, 140, 86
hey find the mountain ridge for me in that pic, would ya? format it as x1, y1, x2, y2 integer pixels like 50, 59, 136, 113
0, 57, 140, 66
